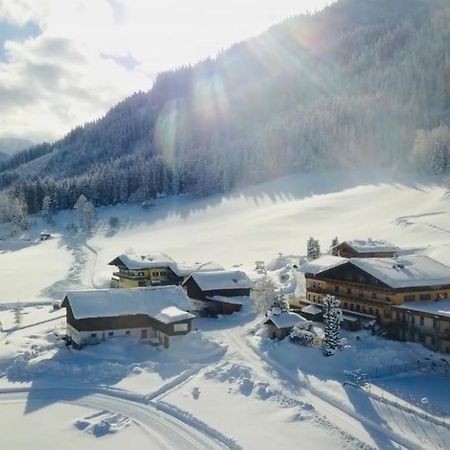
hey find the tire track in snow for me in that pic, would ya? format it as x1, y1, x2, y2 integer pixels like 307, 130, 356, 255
0, 387, 229, 449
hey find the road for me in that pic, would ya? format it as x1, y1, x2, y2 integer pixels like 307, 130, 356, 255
0, 388, 228, 450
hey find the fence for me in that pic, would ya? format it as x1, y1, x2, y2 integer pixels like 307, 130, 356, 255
364, 358, 450, 379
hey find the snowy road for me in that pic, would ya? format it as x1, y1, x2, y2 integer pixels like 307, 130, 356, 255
0, 388, 228, 450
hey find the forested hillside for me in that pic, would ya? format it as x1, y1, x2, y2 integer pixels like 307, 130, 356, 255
1, 0, 450, 216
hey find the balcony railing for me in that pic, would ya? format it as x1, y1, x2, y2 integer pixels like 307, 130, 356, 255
307, 287, 391, 307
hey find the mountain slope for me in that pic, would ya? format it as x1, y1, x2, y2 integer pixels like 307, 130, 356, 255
1, 0, 450, 213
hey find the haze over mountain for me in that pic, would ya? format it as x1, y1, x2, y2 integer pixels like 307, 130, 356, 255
1, 0, 450, 214
0, 137, 33, 160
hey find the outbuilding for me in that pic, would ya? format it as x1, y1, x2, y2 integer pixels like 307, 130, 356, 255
61, 286, 195, 349
264, 311, 307, 340
182, 270, 251, 315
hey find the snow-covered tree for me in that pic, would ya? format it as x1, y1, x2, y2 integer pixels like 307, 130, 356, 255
251, 275, 278, 313
270, 293, 289, 313
322, 294, 342, 351
330, 237, 339, 255
41, 195, 55, 224
74, 195, 97, 233
289, 320, 315, 346
307, 237, 321, 260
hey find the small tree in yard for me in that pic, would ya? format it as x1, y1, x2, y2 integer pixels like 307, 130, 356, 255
289, 321, 315, 347
330, 237, 339, 256
307, 237, 320, 260
322, 294, 342, 352
270, 293, 289, 313
251, 275, 278, 313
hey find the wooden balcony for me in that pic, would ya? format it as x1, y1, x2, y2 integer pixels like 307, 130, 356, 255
307, 287, 391, 307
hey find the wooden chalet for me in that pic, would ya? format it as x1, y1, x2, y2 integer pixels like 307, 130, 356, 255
61, 286, 195, 349
182, 270, 251, 315
108, 253, 183, 288
333, 239, 398, 258
303, 254, 450, 353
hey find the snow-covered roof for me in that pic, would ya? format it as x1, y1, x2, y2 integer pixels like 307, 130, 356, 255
207, 295, 248, 305
394, 300, 450, 318
343, 239, 398, 254
301, 255, 347, 275
63, 286, 194, 323
187, 270, 251, 291
108, 253, 176, 270
301, 304, 322, 315
265, 311, 306, 329
349, 256, 450, 289
171, 262, 225, 277
154, 306, 195, 324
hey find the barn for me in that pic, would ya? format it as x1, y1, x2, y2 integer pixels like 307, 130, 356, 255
182, 270, 251, 315
61, 286, 195, 349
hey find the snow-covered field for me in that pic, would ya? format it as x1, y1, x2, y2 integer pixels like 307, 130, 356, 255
1, 170, 450, 449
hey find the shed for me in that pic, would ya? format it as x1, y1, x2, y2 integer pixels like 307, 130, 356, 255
264, 311, 307, 340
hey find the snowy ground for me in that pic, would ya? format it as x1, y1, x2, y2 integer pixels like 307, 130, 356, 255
1, 170, 450, 449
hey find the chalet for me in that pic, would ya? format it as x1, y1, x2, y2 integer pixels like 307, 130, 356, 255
264, 311, 306, 340
303, 254, 450, 352
109, 253, 183, 288
333, 239, 398, 258
182, 270, 251, 315
61, 286, 195, 349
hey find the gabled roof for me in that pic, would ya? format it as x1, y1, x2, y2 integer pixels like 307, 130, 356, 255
108, 253, 176, 270
316, 255, 450, 289
62, 286, 194, 323
264, 311, 306, 329
339, 239, 398, 254
185, 270, 251, 291
302, 255, 347, 275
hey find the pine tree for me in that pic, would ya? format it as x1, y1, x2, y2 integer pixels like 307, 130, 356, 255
13, 303, 23, 327
322, 294, 341, 352
74, 194, 97, 233
307, 237, 321, 260
270, 293, 289, 312
330, 237, 339, 256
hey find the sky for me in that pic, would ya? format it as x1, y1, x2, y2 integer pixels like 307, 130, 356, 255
0, 0, 334, 144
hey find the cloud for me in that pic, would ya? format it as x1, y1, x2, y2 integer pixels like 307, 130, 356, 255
0, 0, 334, 142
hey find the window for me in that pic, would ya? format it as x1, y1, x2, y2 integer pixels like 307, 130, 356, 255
174, 323, 189, 332
141, 329, 148, 339
356, 304, 361, 312
384, 309, 391, 318
349, 304, 354, 311
420, 294, 431, 301
90, 333, 97, 338
343, 302, 348, 309
385, 296, 391, 302
369, 308, 373, 315
433, 317, 439, 329
334, 286, 340, 293
404, 295, 415, 302
372, 292, 377, 299
420, 316, 424, 326
125, 330, 131, 335
108, 331, 114, 337
347, 287, 351, 295
138, 272, 145, 277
